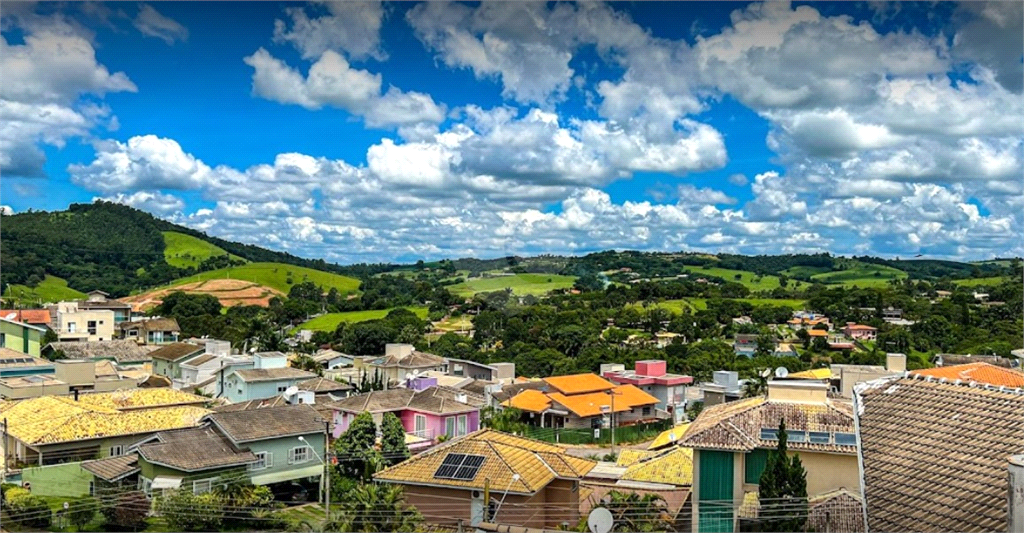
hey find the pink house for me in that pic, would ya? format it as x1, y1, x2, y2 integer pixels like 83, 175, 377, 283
842, 322, 878, 341
602, 360, 693, 412
329, 386, 485, 449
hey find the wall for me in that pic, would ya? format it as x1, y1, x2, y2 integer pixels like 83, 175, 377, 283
21, 462, 94, 498
0, 320, 43, 356
1, 380, 70, 399
225, 375, 308, 403
57, 310, 115, 342
400, 480, 581, 530
247, 432, 327, 486
798, 451, 861, 497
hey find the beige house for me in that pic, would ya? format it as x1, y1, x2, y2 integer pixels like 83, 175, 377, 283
678, 380, 862, 533
364, 343, 447, 385
51, 302, 115, 342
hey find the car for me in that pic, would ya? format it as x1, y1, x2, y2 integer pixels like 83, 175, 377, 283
270, 482, 309, 504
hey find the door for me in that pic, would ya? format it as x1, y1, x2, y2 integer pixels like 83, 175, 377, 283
414, 414, 427, 438
698, 450, 735, 533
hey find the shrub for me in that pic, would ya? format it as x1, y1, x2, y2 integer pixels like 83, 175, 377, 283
67, 496, 100, 530
6, 488, 52, 529
157, 490, 224, 532
101, 491, 149, 531
1, 483, 20, 503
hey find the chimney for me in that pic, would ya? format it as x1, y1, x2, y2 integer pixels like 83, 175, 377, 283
886, 353, 907, 373
1010, 455, 1024, 533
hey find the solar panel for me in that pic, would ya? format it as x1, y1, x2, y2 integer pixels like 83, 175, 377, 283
434, 453, 485, 481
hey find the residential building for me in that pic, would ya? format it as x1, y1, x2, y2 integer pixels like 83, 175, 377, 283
5, 310, 52, 329
0, 375, 70, 400
295, 376, 353, 399
311, 349, 354, 370
49, 359, 137, 394
910, 361, 1024, 388
42, 339, 157, 367
0, 316, 45, 356
365, 343, 447, 385
786, 312, 830, 330
447, 358, 515, 383
374, 428, 597, 529
602, 360, 693, 414
581, 446, 694, 520
223, 366, 318, 404
50, 301, 115, 342
932, 352, 1017, 368
149, 342, 205, 381
855, 373, 1024, 532
0, 348, 55, 378
131, 404, 327, 497
118, 317, 181, 345
678, 380, 860, 533
732, 334, 759, 357
840, 322, 877, 341
698, 371, 744, 407
732, 316, 752, 326
76, 291, 133, 324
0, 389, 210, 469
504, 373, 661, 429
330, 385, 486, 445
81, 454, 140, 494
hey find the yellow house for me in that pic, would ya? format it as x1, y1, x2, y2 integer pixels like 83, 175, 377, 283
678, 380, 862, 533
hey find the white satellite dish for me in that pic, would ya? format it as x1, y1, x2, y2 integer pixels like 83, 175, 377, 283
775, 367, 789, 378
760, 368, 772, 379
4, 312, 16, 321
588, 507, 613, 533
284, 386, 299, 397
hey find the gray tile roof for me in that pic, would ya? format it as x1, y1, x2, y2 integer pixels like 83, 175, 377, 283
371, 350, 446, 369
136, 426, 256, 472
81, 454, 140, 482
328, 386, 485, 415
233, 367, 317, 382
205, 404, 324, 443
148, 342, 204, 362
298, 376, 353, 393
45, 340, 157, 363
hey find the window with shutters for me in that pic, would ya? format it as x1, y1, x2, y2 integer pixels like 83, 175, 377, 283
289, 446, 311, 464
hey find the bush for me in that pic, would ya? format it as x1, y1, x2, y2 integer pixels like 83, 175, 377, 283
1, 482, 18, 503
5, 488, 52, 529
67, 496, 100, 530
157, 490, 224, 531
101, 491, 149, 531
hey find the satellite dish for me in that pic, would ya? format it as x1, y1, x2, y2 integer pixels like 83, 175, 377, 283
760, 368, 772, 378
588, 507, 613, 533
775, 367, 789, 378
284, 386, 299, 397
4, 312, 16, 321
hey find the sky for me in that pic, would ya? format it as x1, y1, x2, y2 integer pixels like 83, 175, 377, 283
1, 1, 1022, 264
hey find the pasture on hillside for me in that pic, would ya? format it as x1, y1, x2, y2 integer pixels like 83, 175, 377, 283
680, 266, 806, 291
448, 273, 577, 296
809, 263, 907, 288
162, 231, 243, 268
630, 298, 807, 314
953, 276, 1014, 287
2, 275, 86, 306
296, 307, 429, 331
163, 262, 361, 295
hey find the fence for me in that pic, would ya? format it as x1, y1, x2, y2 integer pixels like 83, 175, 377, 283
519, 419, 673, 446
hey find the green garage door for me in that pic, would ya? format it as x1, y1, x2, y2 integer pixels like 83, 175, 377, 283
698, 450, 734, 533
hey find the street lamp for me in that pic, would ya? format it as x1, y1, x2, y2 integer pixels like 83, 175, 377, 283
299, 433, 330, 521
492, 473, 521, 522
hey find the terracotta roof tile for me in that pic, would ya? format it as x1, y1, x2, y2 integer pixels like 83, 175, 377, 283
542, 373, 615, 395
911, 362, 1024, 388
136, 425, 257, 472
148, 342, 204, 362
81, 454, 140, 482
857, 375, 1024, 533
206, 404, 324, 443
618, 447, 693, 486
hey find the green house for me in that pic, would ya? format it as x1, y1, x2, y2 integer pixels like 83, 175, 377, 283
0, 316, 45, 357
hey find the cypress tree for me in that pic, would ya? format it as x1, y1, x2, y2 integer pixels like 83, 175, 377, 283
758, 418, 809, 532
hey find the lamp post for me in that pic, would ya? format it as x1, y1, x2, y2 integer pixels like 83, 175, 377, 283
608, 389, 624, 456
299, 428, 330, 521
492, 473, 521, 522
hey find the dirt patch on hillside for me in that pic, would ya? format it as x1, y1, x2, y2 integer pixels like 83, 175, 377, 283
123, 278, 285, 312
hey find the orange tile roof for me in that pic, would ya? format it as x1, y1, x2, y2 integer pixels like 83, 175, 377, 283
844, 324, 877, 331
611, 384, 660, 409
911, 362, 1024, 388
10, 310, 51, 325
807, 329, 829, 337
548, 384, 658, 418
503, 389, 552, 413
542, 373, 615, 395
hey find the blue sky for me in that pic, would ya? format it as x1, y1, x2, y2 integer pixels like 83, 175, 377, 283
2, 1, 1022, 264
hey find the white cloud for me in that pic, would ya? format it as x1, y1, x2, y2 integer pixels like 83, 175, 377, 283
728, 173, 748, 186
97, 191, 185, 215
677, 184, 736, 205
273, 1, 387, 61
952, 1, 1024, 93
69, 135, 212, 193
133, 4, 188, 45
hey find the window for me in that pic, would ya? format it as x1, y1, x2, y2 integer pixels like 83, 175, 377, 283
789, 431, 807, 443
193, 478, 214, 494
250, 452, 273, 470
457, 415, 468, 437
760, 428, 778, 440
140, 477, 152, 496
0, 333, 5, 347
289, 446, 311, 464
446, 417, 456, 438
278, 386, 287, 393
642, 407, 651, 416
109, 445, 124, 456
68, 322, 77, 333
88, 321, 97, 335
809, 432, 830, 444
89, 482, 95, 496
414, 414, 426, 436
835, 433, 857, 445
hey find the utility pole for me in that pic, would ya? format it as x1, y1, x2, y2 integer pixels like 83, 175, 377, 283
610, 391, 616, 455
324, 419, 331, 521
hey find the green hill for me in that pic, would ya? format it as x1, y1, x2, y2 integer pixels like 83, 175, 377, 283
810, 263, 908, 288
297, 307, 429, 331
681, 266, 807, 291
449, 273, 577, 296
3, 275, 86, 306
163, 262, 361, 295
162, 231, 244, 268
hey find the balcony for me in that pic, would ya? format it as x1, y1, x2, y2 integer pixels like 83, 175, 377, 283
409, 428, 434, 440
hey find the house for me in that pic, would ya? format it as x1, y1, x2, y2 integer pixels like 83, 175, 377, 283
47, 359, 137, 394
133, 426, 258, 497
223, 366, 318, 404
854, 373, 1024, 532
82, 454, 141, 495
0, 316, 46, 356
653, 331, 682, 348
364, 343, 447, 385
373, 428, 596, 529
42, 339, 157, 367
0, 374, 70, 400
118, 317, 181, 345
782, 353, 906, 400
329, 385, 486, 445
50, 302, 116, 342
0, 348, 55, 378
149, 342, 205, 381
910, 361, 1024, 387
581, 446, 694, 519
602, 360, 693, 413
773, 343, 798, 357
0, 389, 210, 469
311, 349, 354, 370
76, 291, 133, 324
447, 358, 515, 383
678, 380, 860, 533
732, 316, 752, 326
934, 290, 952, 299
697, 371, 744, 407
932, 353, 1016, 368
504, 374, 661, 430
5, 310, 52, 329
647, 422, 691, 451
840, 322, 877, 341
806, 328, 829, 339
787, 312, 830, 330
732, 334, 760, 357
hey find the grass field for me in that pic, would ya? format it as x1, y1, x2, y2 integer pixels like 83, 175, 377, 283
162, 231, 242, 268
165, 262, 361, 295
953, 276, 1014, 287
3, 275, 86, 306
449, 273, 577, 296
275, 503, 326, 530
681, 266, 806, 291
296, 307, 428, 331
632, 298, 806, 314
809, 263, 907, 288
780, 266, 832, 278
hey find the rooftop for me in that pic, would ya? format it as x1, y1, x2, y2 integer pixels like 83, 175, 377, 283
298, 376, 353, 393
148, 342, 204, 362
206, 404, 325, 443
911, 362, 1024, 388
856, 374, 1024, 533
616, 447, 694, 486
119, 317, 180, 332
647, 422, 691, 450
548, 384, 659, 418
4, 309, 51, 325
136, 425, 257, 472
233, 367, 317, 382
374, 428, 596, 494
44, 340, 157, 364
81, 454, 140, 482
542, 373, 615, 395
0, 350, 53, 368
786, 367, 834, 380
0, 374, 65, 388
330, 386, 486, 415
370, 350, 446, 369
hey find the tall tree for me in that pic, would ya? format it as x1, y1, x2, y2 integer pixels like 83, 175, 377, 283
334, 412, 382, 481
380, 412, 410, 467
758, 419, 809, 532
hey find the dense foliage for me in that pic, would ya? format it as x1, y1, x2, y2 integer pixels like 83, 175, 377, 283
759, 420, 809, 532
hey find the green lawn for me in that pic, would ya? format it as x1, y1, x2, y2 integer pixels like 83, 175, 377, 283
780, 266, 832, 278
809, 263, 907, 288
162, 231, 243, 268
681, 266, 807, 291
275, 503, 326, 530
296, 307, 429, 331
953, 276, 1014, 287
3, 275, 86, 306
632, 298, 806, 314
449, 273, 577, 296
164, 262, 361, 295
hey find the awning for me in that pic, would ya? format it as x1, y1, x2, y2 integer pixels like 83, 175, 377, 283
151, 476, 183, 490
250, 464, 323, 486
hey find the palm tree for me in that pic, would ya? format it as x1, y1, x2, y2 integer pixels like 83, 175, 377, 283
604, 490, 673, 532
332, 483, 422, 532
743, 369, 770, 398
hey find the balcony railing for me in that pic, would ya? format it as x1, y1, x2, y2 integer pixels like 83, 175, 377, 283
409, 428, 434, 440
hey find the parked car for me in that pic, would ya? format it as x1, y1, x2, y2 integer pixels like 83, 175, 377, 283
270, 482, 309, 504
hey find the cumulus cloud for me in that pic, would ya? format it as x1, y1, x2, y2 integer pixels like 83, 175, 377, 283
273, 1, 387, 61
133, 4, 188, 45
951, 1, 1024, 93
69, 135, 212, 193
97, 191, 186, 215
